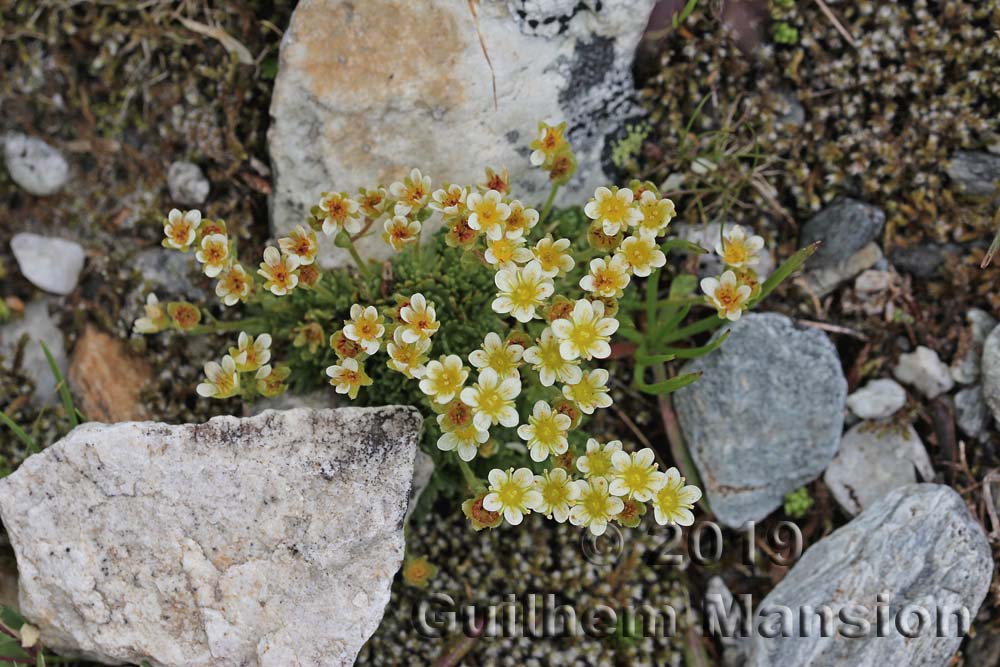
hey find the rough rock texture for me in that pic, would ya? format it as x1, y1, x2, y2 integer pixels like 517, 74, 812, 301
955, 385, 987, 440
3, 132, 69, 196
748, 484, 993, 667
0, 299, 67, 406
268, 0, 656, 266
674, 313, 846, 527
983, 323, 1000, 423
894, 345, 954, 399
951, 308, 997, 385
946, 150, 1000, 197
823, 422, 933, 516
845, 378, 906, 420
800, 198, 885, 269
0, 407, 422, 667
11, 232, 86, 295
167, 161, 210, 206
68, 324, 154, 423
804, 242, 882, 297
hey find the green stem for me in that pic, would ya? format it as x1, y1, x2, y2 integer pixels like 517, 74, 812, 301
335, 232, 373, 299
658, 313, 723, 345
652, 364, 709, 513
457, 459, 486, 495
539, 183, 562, 233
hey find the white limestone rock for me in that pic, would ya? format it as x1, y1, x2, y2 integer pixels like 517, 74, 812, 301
268, 0, 657, 267
3, 133, 69, 196
0, 407, 422, 667
11, 232, 86, 295
845, 378, 906, 420
893, 345, 954, 399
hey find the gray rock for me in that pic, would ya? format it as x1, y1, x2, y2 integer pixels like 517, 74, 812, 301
0, 407, 422, 667
946, 151, 1000, 197
893, 346, 954, 399
845, 378, 906, 420
747, 484, 993, 667
10, 232, 86, 295
167, 160, 210, 206
133, 246, 206, 301
891, 243, 956, 279
951, 308, 997, 385
674, 313, 846, 527
0, 299, 67, 406
982, 323, 1000, 423
804, 242, 882, 297
800, 198, 885, 269
268, 0, 656, 267
823, 422, 933, 516
954, 385, 987, 440
405, 449, 436, 524
2, 133, 69, 196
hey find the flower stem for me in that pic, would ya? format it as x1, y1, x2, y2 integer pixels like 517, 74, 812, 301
539, 182, 561, 233
335, 231, 374, 299
457, 459, 486, 495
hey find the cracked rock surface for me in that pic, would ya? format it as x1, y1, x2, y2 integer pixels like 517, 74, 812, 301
0, 407, 422, 667
268, 0, 656, 266
748, 484, 992, 667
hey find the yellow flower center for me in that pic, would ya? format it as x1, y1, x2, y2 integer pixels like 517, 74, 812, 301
496, 479, 526, 508
569, 321, 599, 350
537, 247, 560, 271
722, 241, 749, 266
625, 244, 652, 267
715, 284, 743, 309
487, 349, 517, 376
586, 451, 612, 477
475, 201, 500, 226
596, 195, 629, 223
477, 386, 504, 416
622, 465, 652, 492
542, 481, 569, 506
221, 271, 247, 294
215, 373, 236, 395
656, 482, 689, 515
169, 222, 193, 244
582, 489, 608, 517
491, 239, 515, 263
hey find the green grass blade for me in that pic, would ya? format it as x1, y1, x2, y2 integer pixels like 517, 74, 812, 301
0, 412, 37, 454
749, 241, 820, 308
657, 329, 730, 359
637, 370, 702, 396
39, 342, 79, 428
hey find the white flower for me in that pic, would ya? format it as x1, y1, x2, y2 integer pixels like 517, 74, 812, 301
569, 477, 624, 536
550, 299, 618, 361
382, 215, 421, 251
418, 354, 469, 404
522, 327, 582, 387
163, 208, 201, 250
616, 234, 666, 277
196, 354, 240, 399
195, 234, 229, 278
492, 260, 554, 323
517, 400, 571, 462
580, 254, 631, 298
436, 421, 490, 462
576, 438, 622, 479
484, 235, 533, 270
343, 304, 385, 355
583, 186, 643, 236
133, 293, 169, 334
258, 246, 300, 296
503, 200, 540, 239
562, 368, 612, 414
715, 225, 765, 268
325, 357, 373, 399
468, 332, 523, 380
609, 448, 664, 501
531, 236, 575, 277
230, 332, 272, 372
429, 184, 467, 216
483, 467, 541, 526
460, 368, 521, 431
389, 168, 432, 214
278, 225, 319, 265
318, 191, 362, 236
215, 262, 252, 306
635, 190, 676, 238
398, 293, 440, 343
386, 328, 431, 379
651, 467, 702, 526
701, 270, 752, 321
466, 189, 511, 241
529, 468, 579, 523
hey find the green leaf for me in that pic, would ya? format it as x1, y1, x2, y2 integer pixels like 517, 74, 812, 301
658, 329, 730, 359
39, 342, 80, 428
660, 238, 708, 256
748, 241, 820, 308
634, 349, 676, 365
0, 412, 37, 454
616, 326, 644, 344
637, 370, 702, 395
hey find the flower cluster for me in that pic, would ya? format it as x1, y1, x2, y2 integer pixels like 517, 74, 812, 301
138, 123, 724, 537
699, 225, 765, 321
